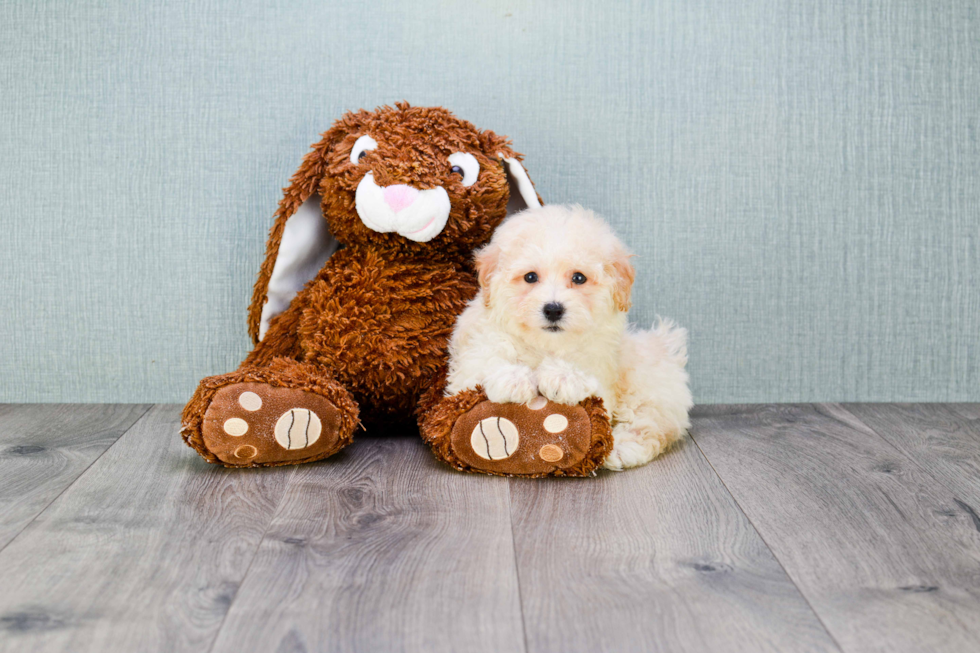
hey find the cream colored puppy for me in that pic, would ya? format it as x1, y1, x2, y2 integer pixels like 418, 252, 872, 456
446, 205, 692, 470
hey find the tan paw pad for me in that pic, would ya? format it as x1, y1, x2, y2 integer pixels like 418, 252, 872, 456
543, 414, 568, 433
223, 418, 249, 436
238, 391, 263, 411
274, 408, 322, 450
471, 417, 519, 460
527, 396, 548, 410
539, 444, 564, 462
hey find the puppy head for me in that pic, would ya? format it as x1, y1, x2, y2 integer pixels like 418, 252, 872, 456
475, 205, 635, 342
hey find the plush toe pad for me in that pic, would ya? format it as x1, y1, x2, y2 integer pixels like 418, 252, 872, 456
450, 398, 593, 475
202, 383, 344, 466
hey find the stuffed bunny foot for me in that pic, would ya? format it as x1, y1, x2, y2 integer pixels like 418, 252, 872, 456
420, 389, 613, 477
198, 383, 348, 466
182, 358, 359, 467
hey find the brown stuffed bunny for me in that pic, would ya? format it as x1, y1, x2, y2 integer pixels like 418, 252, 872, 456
181, 103, 611, 476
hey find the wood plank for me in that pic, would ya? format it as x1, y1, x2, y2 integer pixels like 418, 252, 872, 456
691, 404, 980, 653
946, 404, 980, 421
0, 404, 150, 550
0, 405, 292, 653
510, 437, 840, 653
842, 404, 980, 503
209, 435, 525, 653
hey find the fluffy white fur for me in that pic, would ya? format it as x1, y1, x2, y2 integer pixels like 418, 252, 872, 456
446, 205, 693, 470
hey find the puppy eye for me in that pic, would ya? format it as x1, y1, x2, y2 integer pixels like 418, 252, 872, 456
571, 272, 587, 285
448, 152, 479, 187
350, 135, 377, 164
524, 272, 538, 283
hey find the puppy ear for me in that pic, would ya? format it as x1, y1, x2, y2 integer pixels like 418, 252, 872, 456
474, 242, 501, 308
497, 152, 542, 217
247, 129, 342, 343
607, 249, 636, 312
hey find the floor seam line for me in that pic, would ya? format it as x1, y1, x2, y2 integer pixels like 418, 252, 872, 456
819, 402, 980, 641
508, 478, 532, 653
689, 408, 847, 653
204, 464, 299, 653
0, 403, 154, 557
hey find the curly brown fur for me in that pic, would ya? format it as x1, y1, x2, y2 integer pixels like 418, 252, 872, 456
418, 386, 488, 468
296, 249, 478, 425
246, 103, 526, 342
183, 103, 537, 464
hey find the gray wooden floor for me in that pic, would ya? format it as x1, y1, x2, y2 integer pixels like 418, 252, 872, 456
0, 404, 978, 652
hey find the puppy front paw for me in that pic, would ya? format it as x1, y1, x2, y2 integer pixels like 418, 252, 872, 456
536, 358, 600, 405
483, 364, 539, 404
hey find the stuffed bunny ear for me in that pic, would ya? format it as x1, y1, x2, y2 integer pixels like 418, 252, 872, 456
256, 194, 338, 340
247, 135, 339, 343
498, 153, 543, 216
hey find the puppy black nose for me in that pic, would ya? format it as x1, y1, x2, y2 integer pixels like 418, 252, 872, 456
543, 302, 565, 323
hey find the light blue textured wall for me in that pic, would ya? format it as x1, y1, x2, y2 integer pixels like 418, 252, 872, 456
1, 0, 977, 403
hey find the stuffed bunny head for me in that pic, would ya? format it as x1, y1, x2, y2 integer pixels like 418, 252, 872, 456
319, 103, 540, 251
249, 103, 541, 341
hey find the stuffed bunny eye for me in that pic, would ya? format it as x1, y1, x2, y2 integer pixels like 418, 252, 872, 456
448, 152, 479, 187
350, 135, 378, 164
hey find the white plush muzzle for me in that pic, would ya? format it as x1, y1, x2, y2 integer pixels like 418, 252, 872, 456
354, 172, 451, 243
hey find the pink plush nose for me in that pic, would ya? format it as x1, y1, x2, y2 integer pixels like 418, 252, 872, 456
382, 185, 419, 213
